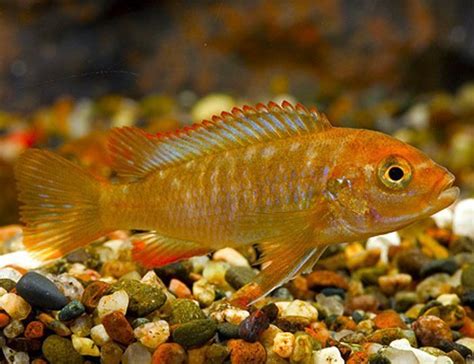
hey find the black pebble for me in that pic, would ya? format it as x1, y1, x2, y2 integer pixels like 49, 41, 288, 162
461, 290, 474, 308
16, 272, 68, 310
420, 258, 459, 278
320, 287, 346, 299
438, 340, 473, 358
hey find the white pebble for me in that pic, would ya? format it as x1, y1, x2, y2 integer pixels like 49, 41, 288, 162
366, 232, 401, 263
71, 334, 100, 356
436, 293, 460, 306
388, 338, 453, 364
272, 332, 295, 358
282, 299, 318, 321
0, 268, 22, 282
431, 208, 453, 229
312, 347, 344, 364
453, 199, 474, 238
192, 279, 215, 307
121, 342, 152, 364
97, 290, 129, 319
90, 324, 110, 346
133, 320, 170, 349
14, 351, 29, 364
213, 247, 250, 267
141, 270, 166, 289
456, 337, 474, 352
0, 293, 31, 320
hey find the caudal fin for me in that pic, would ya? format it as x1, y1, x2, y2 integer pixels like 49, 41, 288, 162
15, 149, 110, 260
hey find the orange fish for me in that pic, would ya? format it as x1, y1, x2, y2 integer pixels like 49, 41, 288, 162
15, 102, 459, 299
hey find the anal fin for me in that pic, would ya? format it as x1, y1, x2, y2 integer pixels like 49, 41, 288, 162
132, 232, 210, 268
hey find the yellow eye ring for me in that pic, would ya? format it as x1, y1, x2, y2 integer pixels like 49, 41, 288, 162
377, 156, 412, 190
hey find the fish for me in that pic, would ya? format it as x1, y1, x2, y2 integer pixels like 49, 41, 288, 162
15, 101, 459, 301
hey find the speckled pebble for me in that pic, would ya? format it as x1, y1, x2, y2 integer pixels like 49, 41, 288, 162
97, 290, 129, 319
134, 320, 170, 349
272, 332, 294, 358
228, 339, 266, 364
71, 334, 100, 356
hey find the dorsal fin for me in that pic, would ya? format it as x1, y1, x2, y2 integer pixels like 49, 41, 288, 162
108, 101, 331, 180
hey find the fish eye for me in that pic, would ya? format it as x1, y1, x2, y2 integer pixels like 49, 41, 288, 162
387, 166, 404, 181
378, 156, 412, 190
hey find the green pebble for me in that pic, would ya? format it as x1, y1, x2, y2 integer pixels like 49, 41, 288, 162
205, 343, 230, 364
132, 318, 150, 329
172, 319, 217, 348
58, 300, 85, 321
170, 299, 205, 325
461, 264, 474, 290
217, 322, 240, 339
368, 353, 391, 364
111, 279, 166, 316
42, 335, 83, 364
353, 266, 387, 286
0, 278, 16, 292
225, 266, 256, 289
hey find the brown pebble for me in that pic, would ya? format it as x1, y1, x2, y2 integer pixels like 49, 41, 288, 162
346, 294, 380, 313
81, 281, 111, 311
152, 343, 187, 364
239, 309, 270, 342
328, 316, 357, 332
306, 270, 348, 290
102, 311, 134, 345
32, 359, 48, 364
37, 312, 71, 336
24, 321, 45, 339
413, 315, 453, 347
374, 310, 407, 329
228, 339, 266, 364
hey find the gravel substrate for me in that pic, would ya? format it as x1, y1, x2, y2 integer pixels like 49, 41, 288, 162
0, 200, 473, 364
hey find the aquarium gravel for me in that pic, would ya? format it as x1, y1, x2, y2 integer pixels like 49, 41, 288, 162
0, 199, 471, 363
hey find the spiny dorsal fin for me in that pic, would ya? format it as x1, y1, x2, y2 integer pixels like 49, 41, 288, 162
108, 101, 331, 180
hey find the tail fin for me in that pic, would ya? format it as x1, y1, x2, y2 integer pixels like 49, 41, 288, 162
15, 149, 110, 260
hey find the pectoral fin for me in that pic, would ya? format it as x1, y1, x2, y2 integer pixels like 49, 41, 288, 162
298, 245, 328, 275
249, 231, 317, 303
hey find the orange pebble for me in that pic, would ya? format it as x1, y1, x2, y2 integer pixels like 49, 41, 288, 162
152, 343, 187, 364
460, 317, 474, 338
25, 321, 45, 339
347, 351, 369, 364
374, 310, 407, 329
0, 313, 11, 328
306, 322, 330, 346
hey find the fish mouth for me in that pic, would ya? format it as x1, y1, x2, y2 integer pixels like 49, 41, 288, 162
434, 173, 459, 210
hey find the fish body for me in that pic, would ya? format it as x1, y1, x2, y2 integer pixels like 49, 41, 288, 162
15, 102, 459, 299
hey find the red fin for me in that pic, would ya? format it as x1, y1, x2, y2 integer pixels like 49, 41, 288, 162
15, 149, 111, 260
132, 232, 210, 268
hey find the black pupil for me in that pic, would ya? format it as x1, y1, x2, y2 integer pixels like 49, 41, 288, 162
388, 166, 404, 181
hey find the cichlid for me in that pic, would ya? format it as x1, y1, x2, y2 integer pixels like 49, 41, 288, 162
15, 101, 459, 300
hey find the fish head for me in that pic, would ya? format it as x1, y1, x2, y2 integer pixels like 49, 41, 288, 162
325, 130, 459, 238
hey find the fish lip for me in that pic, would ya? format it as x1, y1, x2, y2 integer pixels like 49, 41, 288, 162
437, 186, 460, 205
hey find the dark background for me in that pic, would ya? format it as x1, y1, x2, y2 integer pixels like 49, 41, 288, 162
1, 0, 473, 112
